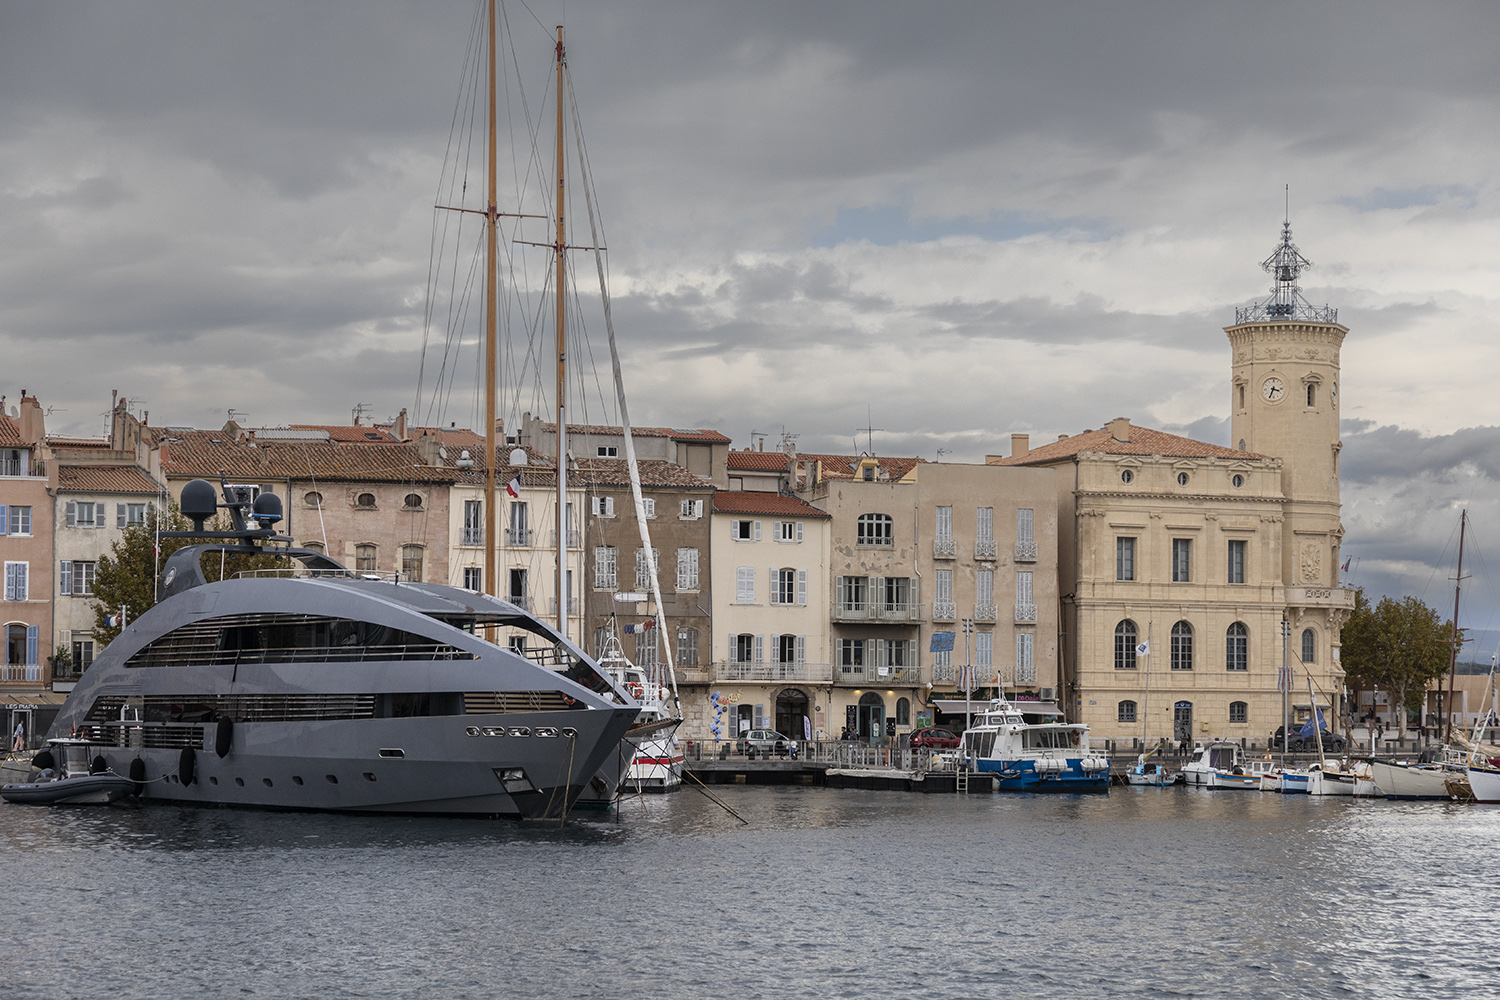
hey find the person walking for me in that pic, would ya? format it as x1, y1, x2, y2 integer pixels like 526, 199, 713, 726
12, 720, 24, 752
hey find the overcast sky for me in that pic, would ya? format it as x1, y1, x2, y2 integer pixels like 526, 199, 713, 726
5, 1, 1500, 638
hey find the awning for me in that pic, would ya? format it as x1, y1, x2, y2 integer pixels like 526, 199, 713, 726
933, 699, 1063, 717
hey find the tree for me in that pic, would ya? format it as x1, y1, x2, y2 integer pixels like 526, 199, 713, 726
91, 502, 280, 649
1339, 588, 1455, 737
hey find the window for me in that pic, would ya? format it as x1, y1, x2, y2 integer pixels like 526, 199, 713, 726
403, 493, 423, 509
1114, 620, 1138, 670
594, 546, 617, 590
642, 498, 656, 518
733, 633, 758, 663
401, 545, 423, 582
679, 499, 703, 519
508, 502, 529, 545
8, 506, 32, 535
862, 466, 875, 481
838, 639, 864, 672
935, 506, 953, 543
1302, 628, 1316, 663
934, 569, 954, 618
1226, 622, 1248, 671
5, 562, 29, 601
676, 547, 699, 590
635, 547, 659, 591
676, 627, 698, 667
877, 639, 912, 668
591, 496, 616, 517
775, 521, 803, 542
1116, 537, 1135, 581
356, 492, 376, 508
463, 567, 482, 592
1170, 621, 1193, 670
597, 445, 618, 457
1232, 474, 1244, 488
773, 634, 797, 665
1229, 701, 1248, 724
1016, 571, 1034, 611
1176, 472, 1190, 487
1120, 469, 1133, 484
0, 449, 20, 477
1238, 383, 1246, 409
1118, 700, 1138, 724
59, 561, 96, 596
355, 544, 377, 571
1172, 539, 1191, 582
1016, 632, 1035, 683
976, 632, 993, 670
66, 501, 103, 528
302, 541, 325, 554
731, 520, 760, 541
976, 569, 994, 609
736, 566, 755, 604
881, 576, 910, 613
771, 568, 794, 605
1016, 508, 1034, 551
1307, 383, 1316, 407
1228, 539, 1246, 584
72, 639, 95, 671
116, 503, 149, 527
463, 500, 484, 545
976, 506, 993, 543
896, 698, 910, 726
837, 575, 868, 613
857, 513, 893, 547
635, 629, 658, 669
305, 492, 323, 508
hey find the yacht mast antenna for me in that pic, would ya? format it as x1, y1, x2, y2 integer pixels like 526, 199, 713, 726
483, 0, 498, 598
554, 25, 569, 639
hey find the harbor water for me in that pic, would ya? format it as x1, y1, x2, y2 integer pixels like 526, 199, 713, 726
2, 787, 1496, 999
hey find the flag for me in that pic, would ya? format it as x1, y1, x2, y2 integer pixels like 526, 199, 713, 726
1136, 640, 1150, 657
1277, 665, 1294, 693
1340, 556, 1351, 572
1298, 709, 1327, 740
505, 476, 521, 499
106, 613, 123, 628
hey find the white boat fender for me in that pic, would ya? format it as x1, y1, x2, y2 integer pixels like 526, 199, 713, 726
179, 747, 196, 786
215, 718, 234, 758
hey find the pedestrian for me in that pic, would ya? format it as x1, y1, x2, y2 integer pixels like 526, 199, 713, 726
12, 720, 23, 752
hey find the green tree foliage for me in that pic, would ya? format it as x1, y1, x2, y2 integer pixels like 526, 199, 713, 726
1339, 588, 1455, 733
91, 501, 280, 649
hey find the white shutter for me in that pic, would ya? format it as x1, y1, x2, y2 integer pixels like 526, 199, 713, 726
695, 499, 704, 518
796, 635, 806, 664
606, 497, 615, 517
66, 501, 77, 528
1017, 507, 1034, 543
727, 633, 739, 662
752, 520, 762, 541
978, 569, 994, 607
768, 567, 780, 605
1017, 571, 1033, 605
59, 561, 72, 596
936, 505, 952, 539
13, 563, 25, 601
797, 569, 807, 606
796, 522, 804, 542
753, 634, 764, 663
643, 498, 655, 518
94, 503, 105, 526
736, 567, 754, 603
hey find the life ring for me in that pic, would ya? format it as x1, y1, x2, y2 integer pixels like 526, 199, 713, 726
626, 682, 644, 698
1071, 732, 1080, 746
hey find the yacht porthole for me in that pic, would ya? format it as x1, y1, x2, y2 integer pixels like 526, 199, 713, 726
234, 777, 245, 787
363, 773, 377, 782
465, 726, 482, 737
536, 727, 559, 738
292, 776, 304, 785
507, 727, 531, 738
326, 774, 339, 784
481, 727, 504, 737
379, 748, 405, 759
209, 776, 218, 785
561, 728, 578, 739
262, 778, 273, 787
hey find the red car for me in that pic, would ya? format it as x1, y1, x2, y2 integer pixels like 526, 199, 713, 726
909, 727, 960, 749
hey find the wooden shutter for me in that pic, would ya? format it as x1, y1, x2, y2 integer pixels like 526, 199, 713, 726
0, 505, 7, 534
796, 522, 804, 542
65, 501, 76, 528
768, 567, 780, 605
117, 503, 127, 528
797, 569, 807, 606
59, 561, 72, 596
752, 520, 761, 541
26, 625, 38, 667
753, 634, 764, 663
796, 635, 806, 664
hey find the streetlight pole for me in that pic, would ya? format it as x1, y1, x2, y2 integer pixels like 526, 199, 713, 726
962, 618, 974, 734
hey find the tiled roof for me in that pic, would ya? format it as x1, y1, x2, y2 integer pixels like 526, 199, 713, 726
159, 430, 457, 483
573, 459, 714, 490
799, 453, 925, 481
289, 424, 400, 444
728, 450, 791, 472
991, 425, 1265, 465
55, 465, 164, 495
535, 421, 731, 444
712, 491, 830, 518
0, 414, 21, 447
46, 437, 110, 449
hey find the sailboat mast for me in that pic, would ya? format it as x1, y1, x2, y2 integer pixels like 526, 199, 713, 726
553, 26, 569, 640
482, 0, 498, 599
1445, 508, 1467, 743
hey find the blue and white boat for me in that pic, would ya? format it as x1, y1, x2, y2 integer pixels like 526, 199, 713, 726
959, 697, 1110, 793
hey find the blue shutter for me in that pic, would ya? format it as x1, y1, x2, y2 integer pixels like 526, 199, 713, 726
26, 625, 38, 666
0, 504, 7, 535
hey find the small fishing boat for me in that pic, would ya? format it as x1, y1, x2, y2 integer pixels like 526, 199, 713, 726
1123, 752, 1178, 787
1305, 761, 1357, 796
1, 739, 135, 806
597, 628, 682, 792
1367, 759, 1455, 800
1182, 741, 1268, 789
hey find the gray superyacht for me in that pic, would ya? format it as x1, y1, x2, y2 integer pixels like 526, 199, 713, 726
48, 479, 639, 818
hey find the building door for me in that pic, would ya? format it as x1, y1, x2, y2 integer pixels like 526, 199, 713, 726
775, 688, 809, 740
1174, 701, 1193, 743
858, 691, 886, 743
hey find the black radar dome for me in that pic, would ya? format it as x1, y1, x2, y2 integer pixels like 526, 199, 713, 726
252, 492, 283, 526
181, 479, 219, 529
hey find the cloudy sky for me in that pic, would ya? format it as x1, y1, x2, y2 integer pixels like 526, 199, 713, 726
5, 1, 1500, 637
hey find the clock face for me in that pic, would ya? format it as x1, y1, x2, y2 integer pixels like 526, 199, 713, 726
1262, 376, 1285, 401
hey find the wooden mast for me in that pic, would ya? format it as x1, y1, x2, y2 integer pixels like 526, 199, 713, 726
1445, 509, 1467, 743
482, 0, 499, 599
553, 25, 569, 639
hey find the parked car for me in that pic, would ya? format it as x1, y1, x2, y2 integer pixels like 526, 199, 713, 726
909, 727, 960, 750
740, 729, 793, 757
1269, 725, 1346, 752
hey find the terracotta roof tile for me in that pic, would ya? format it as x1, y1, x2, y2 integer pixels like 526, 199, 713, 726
728, 450, 791, 472
991, 424, 1266, 465
535, 421, 730, 444
160, 430, 457, 483
46, 436, 110, 449
289, 424, 401, 444
572, 459, 714, 490
0, 414, 21, 447
799, 453, 925, 481
712, 491, 830, 518
55, 465, 164, 495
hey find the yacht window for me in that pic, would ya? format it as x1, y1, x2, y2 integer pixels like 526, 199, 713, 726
125, 613, 473, 668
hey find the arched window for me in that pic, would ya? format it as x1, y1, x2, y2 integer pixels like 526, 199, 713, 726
1301, 628, 1316, 663
302, 540, 324, 554
403, 493, 423, 509
896, 698, 910, 725
1118, 700, 1137, 723
1229, 701, 1248, 724
856, 513, 893, 547
1225, 622, 1248, 671
401, 544, 423, 582
356, 492, 376, 508
304, 491, 323, 508
1170, 621, 1193, 671
355, 544, 377, 571
1114, 620, 1138, 670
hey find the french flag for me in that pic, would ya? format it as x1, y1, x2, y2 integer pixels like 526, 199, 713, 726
505, 476, 521, 499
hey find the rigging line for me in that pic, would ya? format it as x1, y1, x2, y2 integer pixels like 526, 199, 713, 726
298, 443, 330, 552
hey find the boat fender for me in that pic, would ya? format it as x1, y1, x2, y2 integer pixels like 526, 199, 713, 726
179, 747, 196, 786
215, 717, 234, 759
129, 758, 146, 796
1232, 766, 1244, 776
91, 755, 109, 775
31, 749, 55, 772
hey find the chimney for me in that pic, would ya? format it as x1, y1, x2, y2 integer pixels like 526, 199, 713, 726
1107, 417, 1131, 443
1010, 433, 1029, 460
393, 407, 409, 442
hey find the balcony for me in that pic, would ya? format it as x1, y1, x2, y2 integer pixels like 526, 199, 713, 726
549, 529, 582, 549
973, 603, 997, 622
932, 601, 956, 622
506, 595, 531, 612
834, 664, 920, 686
1014, 540, 1038, 562
1014, 603, 1037, 624
974, 539, 997, 560
833, 602, 923, 623
505, 528, 533, 547
461, 531, 484, 547
0, 664, 41, 683
933, 537, 957, 559
714, 661, 834, 683
930, 662, 956, 684
546, 597, 579, 616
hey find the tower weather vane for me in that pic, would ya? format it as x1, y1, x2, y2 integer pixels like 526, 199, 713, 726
1234, 188, 1338, 325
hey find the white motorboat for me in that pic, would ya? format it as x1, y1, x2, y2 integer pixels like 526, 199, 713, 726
597, 628, 682, 792
1123, 752, 1178, 787
1368, 759, 1456, 800
959, 696, 1110, 792
1182, 741, 1267, 789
